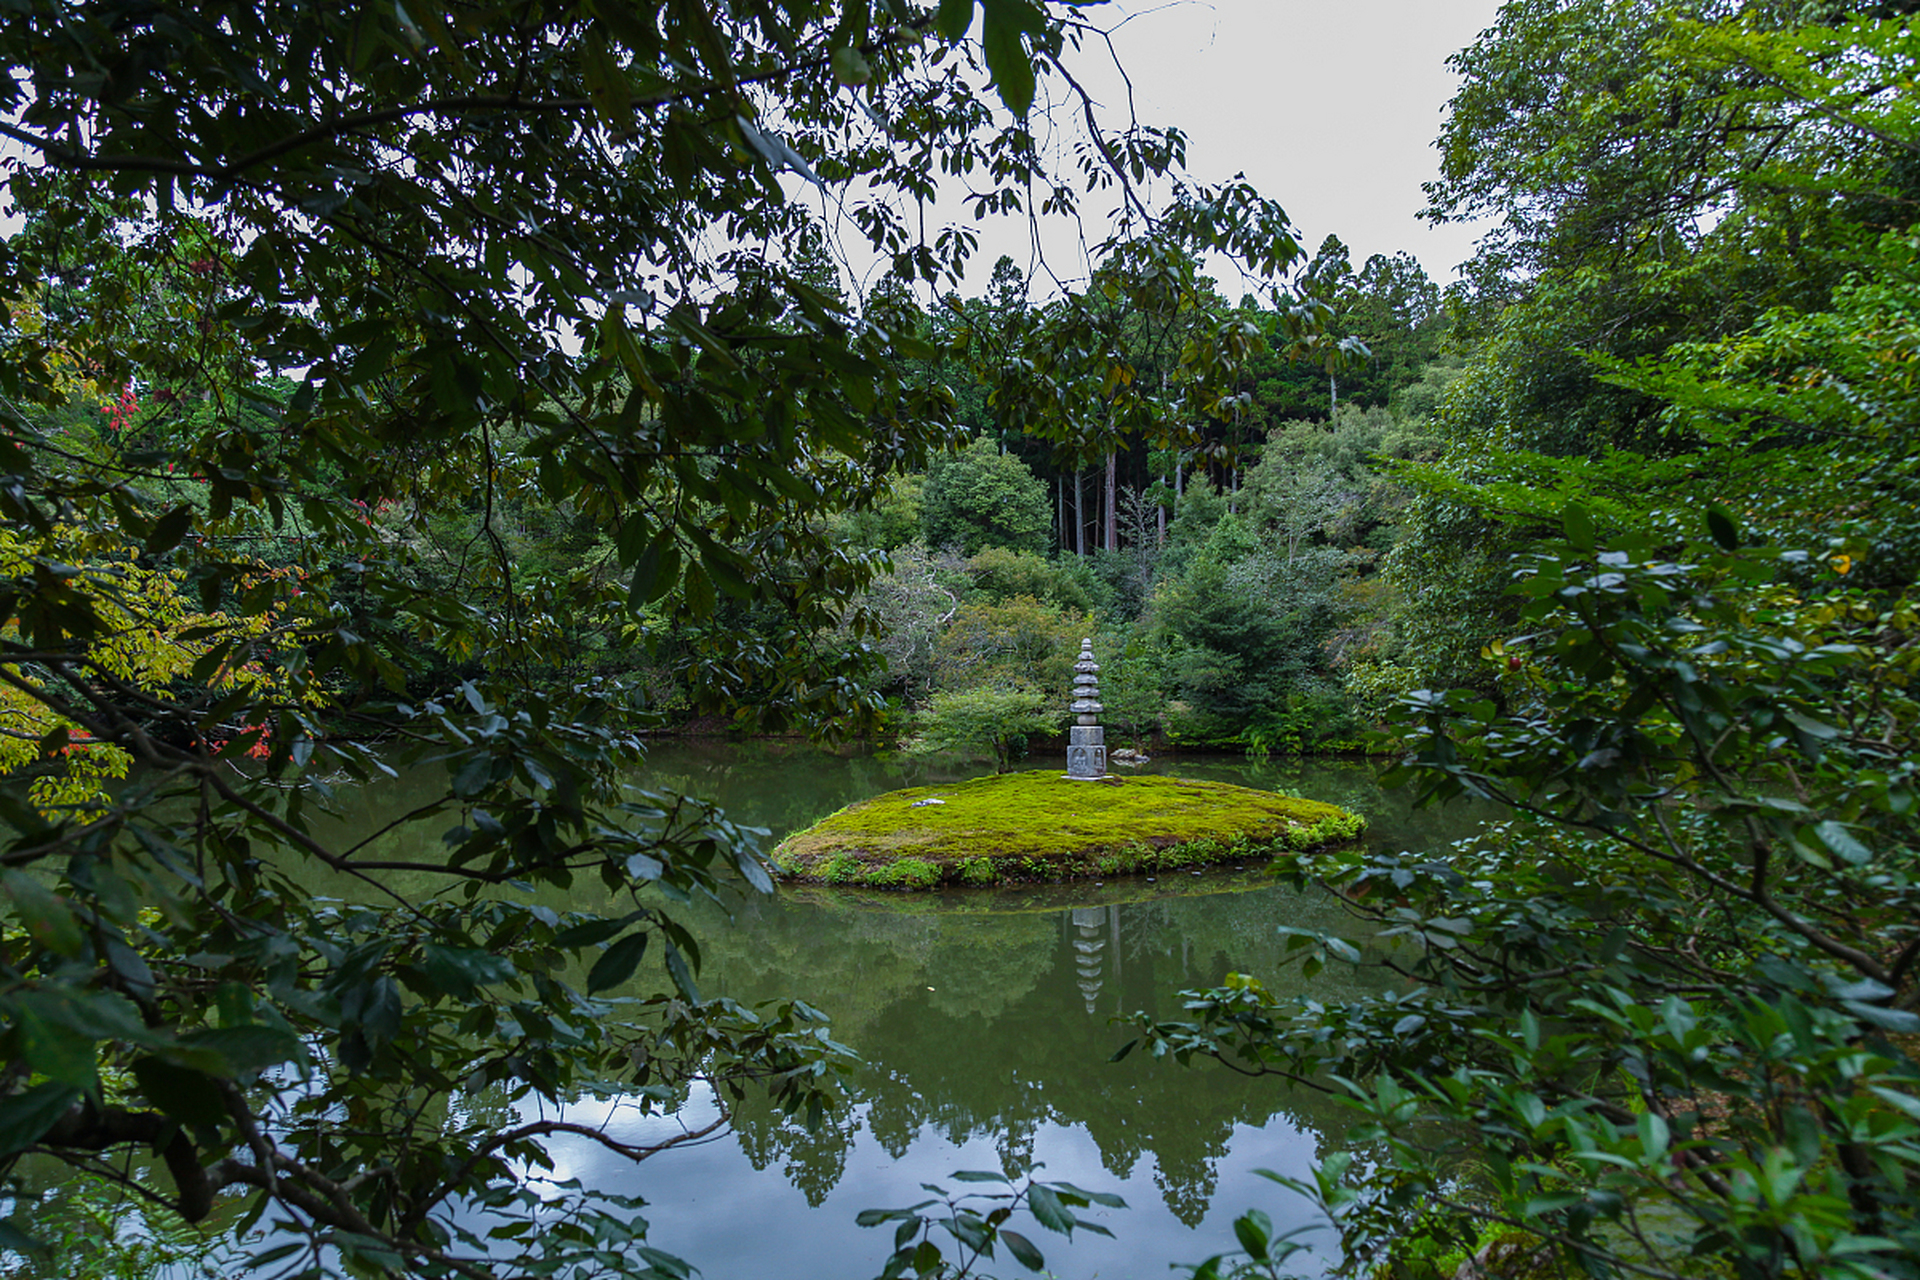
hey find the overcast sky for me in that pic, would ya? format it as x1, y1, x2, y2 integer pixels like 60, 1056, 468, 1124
820, 0, 1507, 300
1093, 0, 1504, 275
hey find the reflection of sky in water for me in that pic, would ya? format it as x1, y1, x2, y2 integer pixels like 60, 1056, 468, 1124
539, 1083, 1333, 1280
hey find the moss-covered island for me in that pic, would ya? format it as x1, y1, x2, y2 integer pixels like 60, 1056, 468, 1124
769, 770, 1366, 888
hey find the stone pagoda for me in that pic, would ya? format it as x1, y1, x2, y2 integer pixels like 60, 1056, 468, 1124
1065, 638, 1108, 779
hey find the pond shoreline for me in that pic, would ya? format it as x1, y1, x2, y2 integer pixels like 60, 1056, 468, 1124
640, 726, 1397, 762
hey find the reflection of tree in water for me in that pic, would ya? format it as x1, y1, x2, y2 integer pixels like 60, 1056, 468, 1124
865, 1073, 920, 1160
729, 1090, 863, 1208
924, 916, 1057, 1024
1155, 1121, 1226, 1226
682, 884, 1388, 1221
703, 898, 1056, 1043
1105, 886, 1391, 1017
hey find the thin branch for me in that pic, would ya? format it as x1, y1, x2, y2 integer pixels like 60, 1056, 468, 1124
1041, 52, 1153, 227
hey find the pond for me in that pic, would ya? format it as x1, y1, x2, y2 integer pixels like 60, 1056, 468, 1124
316, 742, 1490, 1279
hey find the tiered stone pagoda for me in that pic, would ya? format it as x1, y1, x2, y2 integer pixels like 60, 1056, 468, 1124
1065, 638, 1108, 779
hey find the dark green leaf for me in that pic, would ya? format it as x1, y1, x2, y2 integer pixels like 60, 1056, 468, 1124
700, 544, 755, 601
1786, 711, 1839, 741
422, 944, 518, 999
0, 1218, 44, 1256
663, 942, 702, 1004
1233, 1209, 1272, 1261
682, 563, 717, 619
0, 1083, 81, 1157
1000, 1228, 1044, 1271
12, 1003, 99, 1089
1814, 820, 1871, 865
242, 1242, 305, 1268
0, 871, 84, 958
587, 931, 650, 995
12, 990, 152, 1066
629, 532, 675, 609
131, 1057, 228, 1126
551, 916, 634, 948
181, 1025, 305, 1075
451, 752, 494, 799
1563, 504, 1595, 552
1705, 504, 1739, 551
734, 847, 774, 895
1027, 1184, 1073, 1235
936, 0, 973, 40
0, 792, 51, 840
591, 0, 659, 53
1845, 1001, 1920, 1034
979, 0, 1037, 116
103, 935, 156, 999
1050, 1182, 1125, 1209
581, 25, 635, 131
144, 503, 195, 557
358, 977, 404, 1044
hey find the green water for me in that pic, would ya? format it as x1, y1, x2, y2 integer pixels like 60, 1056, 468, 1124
319, 742, 1490, 1279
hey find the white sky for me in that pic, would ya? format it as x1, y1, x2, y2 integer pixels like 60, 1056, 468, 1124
1091, 0, 1504, 276
819, 0, 1507, 301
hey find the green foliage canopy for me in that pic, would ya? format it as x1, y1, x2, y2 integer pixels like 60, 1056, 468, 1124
920, 435, 1053, 556
0, 2, 1311, 1275
1150, 5, 1920, 1278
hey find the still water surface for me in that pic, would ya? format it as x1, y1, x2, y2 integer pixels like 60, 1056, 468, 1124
329, 743, 1487, 1279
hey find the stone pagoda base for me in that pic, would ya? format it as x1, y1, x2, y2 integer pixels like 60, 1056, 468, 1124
1065, 723, 1107, 780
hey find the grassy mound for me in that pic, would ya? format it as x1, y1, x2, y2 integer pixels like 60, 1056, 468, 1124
769, 770, 1365, 889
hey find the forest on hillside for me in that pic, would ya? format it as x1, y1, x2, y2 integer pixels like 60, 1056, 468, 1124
1, 0, 1917, 1278
13, 227, 1453, 770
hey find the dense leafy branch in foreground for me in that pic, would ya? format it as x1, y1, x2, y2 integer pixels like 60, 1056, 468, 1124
1131, 194, 1920, 1280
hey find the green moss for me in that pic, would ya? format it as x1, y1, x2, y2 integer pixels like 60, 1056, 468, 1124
864, 857, 942, 889
1282, 811, 1367, 849
771, 770, 1365, 889
819, 853, 861, 884
956, 857, 997, 886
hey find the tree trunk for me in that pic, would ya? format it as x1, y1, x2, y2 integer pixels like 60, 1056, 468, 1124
1104, 450, 1117, 552
1073, 470, 1085, 557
